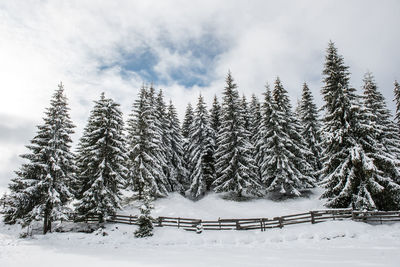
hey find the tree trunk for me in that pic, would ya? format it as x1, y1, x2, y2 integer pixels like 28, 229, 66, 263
43, 212, 49, 234
43, 203, 52, 234
237, 189, 242, 198
48, 219, 52, 233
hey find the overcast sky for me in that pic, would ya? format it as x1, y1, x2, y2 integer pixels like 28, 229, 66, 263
0, 0, 399, 192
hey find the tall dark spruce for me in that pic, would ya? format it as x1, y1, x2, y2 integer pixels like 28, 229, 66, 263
182, 103, 194, 139
319, 42, 400, 210
165, 101, 187, 193
2, 83, 75, 234
393, 80, 400, 131
249, 94, 263, 181
249, 94, 262, 144
74, 93, 128, 222
187, 95, 215, 199
210, 95, 221, 153
257, 78, 314, 197
241, 95, 250, 133
360, 72, 400, 210
155, 90, 177, 193
298, 83, 323, 175
210, 95, 222, 135
213, 72, 261, 198
127, 86, 169, 198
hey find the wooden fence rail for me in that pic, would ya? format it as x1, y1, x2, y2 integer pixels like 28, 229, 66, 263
83, 209, 400, 233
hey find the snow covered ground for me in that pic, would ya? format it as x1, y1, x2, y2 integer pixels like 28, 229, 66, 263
1, 189, 400, 267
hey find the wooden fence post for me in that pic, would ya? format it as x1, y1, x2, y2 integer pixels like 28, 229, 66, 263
178, 217, 180, 228
352, 210, 356, 221
278, 217, 283, 228
196, 220, 203, 234
218, 217, 221, 230
236, 220, 241, 230
310, 211, 315, 224
158, 217, 163, 227
260, 219, 264, 232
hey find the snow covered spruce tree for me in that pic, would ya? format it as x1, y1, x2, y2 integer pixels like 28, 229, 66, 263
249, 94, 262, 143
210, 95, 221, 136
320, 42, 400, 210
187, 95, 215, 199
241, 95, 250, 133
127, 86, 169, 199
393, 80, 400, 131
298, 82, 323, 175
134, 186, 154, 238
2, 83, 75, 234
257, 78, 314, 198
165, 101, 187, 193
210, 95, 221, 153
154, 90, 179, 193
213, 72, 261, 198
360, 72, 400, 210
182, 103, 194, 139
74, 93, 128, 223
254, 85, 273, 180
249, 94, 263, 180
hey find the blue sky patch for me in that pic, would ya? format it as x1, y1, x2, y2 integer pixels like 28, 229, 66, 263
99, 33, 226, 88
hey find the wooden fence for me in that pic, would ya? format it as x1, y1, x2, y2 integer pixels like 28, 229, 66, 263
84, 209, 400, 232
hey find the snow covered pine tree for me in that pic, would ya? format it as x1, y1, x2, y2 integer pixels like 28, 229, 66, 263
126, 86, 169, 198
213, 71, 261, 198
298, 82, 323, 175
209, 95, 221, 152
360, 72, 400, 210
134, 186, 154, 238
3, 83, 75, 234
74, 93, 128, 223
165, 101, 187, 193
187, 95, 215, 199
320, 42, 400, 210
393, 80, 400, 131
182, 103, 195, 140
257, 78, 314, 198
210, 95, 222, 137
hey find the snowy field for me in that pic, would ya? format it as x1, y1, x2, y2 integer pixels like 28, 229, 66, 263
1, 189, 400, 267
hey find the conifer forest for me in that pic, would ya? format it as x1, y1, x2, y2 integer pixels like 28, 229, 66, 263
2, 41, 400, 238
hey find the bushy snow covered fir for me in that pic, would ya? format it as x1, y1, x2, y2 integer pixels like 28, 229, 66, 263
187, 95, 215, 199
126, 86, 169, 198
213, 72, 261, 197
298, 82, 323, 175
209, 95, 222, 137
182, 103, 194, 140
165, 101, 187, 193
256, 78, 315, 197
134, 186, 154, 238
74, 93, 128, 223
2, 83, 75, 234
393, 80, 400, 126
154, 90, 181, 193
320, 42, 400, 210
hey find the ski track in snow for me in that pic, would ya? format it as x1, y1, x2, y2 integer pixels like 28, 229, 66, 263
1, 189, 400, 267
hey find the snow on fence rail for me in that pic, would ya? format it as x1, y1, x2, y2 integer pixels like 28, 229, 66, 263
83, 209, 400, 232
